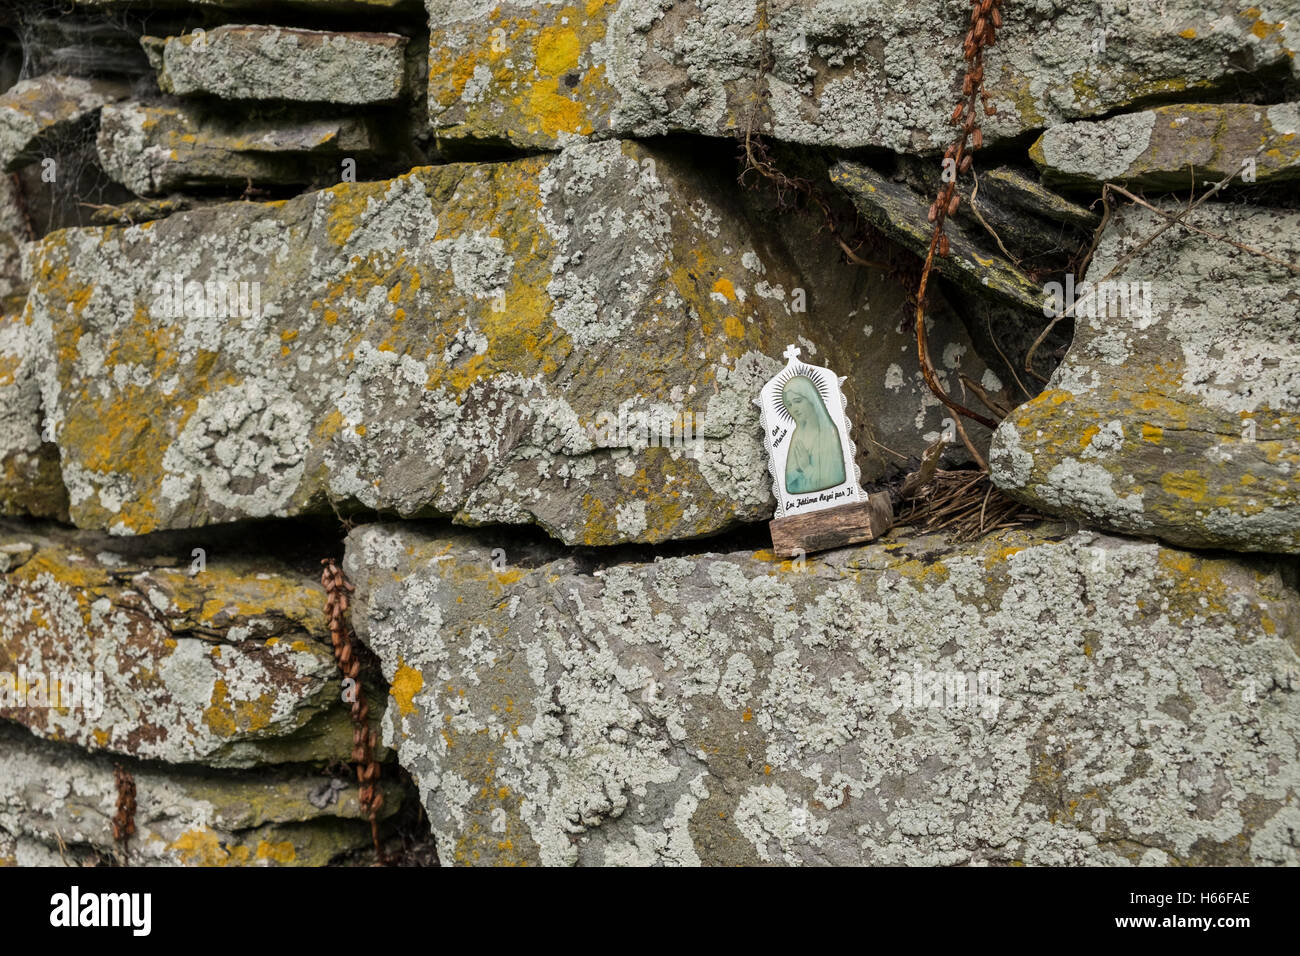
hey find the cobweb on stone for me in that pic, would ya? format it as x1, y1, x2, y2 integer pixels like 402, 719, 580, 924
5, 0, 153, 234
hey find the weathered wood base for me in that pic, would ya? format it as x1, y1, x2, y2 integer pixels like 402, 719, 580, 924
768, 493, 894, 558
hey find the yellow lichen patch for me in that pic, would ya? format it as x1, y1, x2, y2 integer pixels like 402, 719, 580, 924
203, 680, 277, 737
1155, 550, 1233, 617
1141, 423, 1163, 444
432, 1, 617, 145
255, 840, 296, 864
712, 277, 736, 301
895, 558, 949, 585
1160, 470, 1208, 504
321, 176, 388, 248
999, 73, 1047, 128
0, 353, 19, 388
1079, 425, 1099, 450
167, 827, 250, 867
313, 407, 344, 446
535, 21, 581, 75
147, 563, 324, 635
990, 545, 1024, 565
390, 659, 424, 718
524, 81, 589, 143
1179, 27, 1197, 38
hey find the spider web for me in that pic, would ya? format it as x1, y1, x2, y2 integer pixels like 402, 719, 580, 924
4, 0, 153, 235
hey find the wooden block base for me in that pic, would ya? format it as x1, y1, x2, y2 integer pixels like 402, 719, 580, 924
769, 493, 894, 558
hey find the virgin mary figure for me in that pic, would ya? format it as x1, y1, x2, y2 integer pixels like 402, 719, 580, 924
782, 375, 846, 494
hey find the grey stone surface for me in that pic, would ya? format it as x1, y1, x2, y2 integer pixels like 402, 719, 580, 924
0, 73, 127, 172
98, 100, 377, 195
0, 518, 367, 767
0, 724, 399, 866
143, 25, 408, 105
991, 201, 1300, 553
0, 174, 25, 311
345, 521, 1300, 866
0, 309, 68, 521
831, 160, 1043, 312
424, 0, 1300, 152
26, 138, 986, 542
1032, 103, 1300, 189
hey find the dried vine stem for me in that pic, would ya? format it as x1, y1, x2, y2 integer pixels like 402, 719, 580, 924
321, 558, 385, 863
915, 0, 1005, 434
1105, 182, 1300, 275
111, 763, 136, 863
740, 132, 894, 271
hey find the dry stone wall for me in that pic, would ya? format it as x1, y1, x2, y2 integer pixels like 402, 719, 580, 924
0, 0, 1296, 867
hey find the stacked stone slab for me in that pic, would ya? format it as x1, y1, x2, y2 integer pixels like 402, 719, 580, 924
345, 522, 1300, 866
422, 0, 1299, 151
990, 202, 1300, 554
97, 102, 380, 196
1031, 103, 1300, 189
0, 725, 401, 867
0, 518, 392, 864
26, 138, 990, 544
1, 176, 66, 521
0, 74, 126, 172
0, 0, 1297, 871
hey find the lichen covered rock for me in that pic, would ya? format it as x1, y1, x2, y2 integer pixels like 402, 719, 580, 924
0, 311, 68, 521
27, 139, 975, 543
143, 25, 408, 105
0, 73, 127, 172
990, 202, 1300, 553
345, 521, 1300, 866
97, 101, 377, 196
424, 0, 1299, 152
0, 725, 400, 866
831, 160, 1044, 312
0, 519, 362, 767
0, 176, 28, 310
1031, 103, 1300, 189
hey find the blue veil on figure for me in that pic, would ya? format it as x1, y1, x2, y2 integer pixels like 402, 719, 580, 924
781, 375, 846, 494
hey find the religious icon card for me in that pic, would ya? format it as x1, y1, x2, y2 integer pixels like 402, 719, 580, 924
757, 345, 869, 519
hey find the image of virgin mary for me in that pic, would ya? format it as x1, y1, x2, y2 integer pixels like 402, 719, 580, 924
781, 375, 846, 494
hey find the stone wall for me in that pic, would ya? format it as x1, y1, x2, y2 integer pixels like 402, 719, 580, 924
0, 0, 1297, 866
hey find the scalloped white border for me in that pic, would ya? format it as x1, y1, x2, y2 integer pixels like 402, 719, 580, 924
757, 352, 869, 519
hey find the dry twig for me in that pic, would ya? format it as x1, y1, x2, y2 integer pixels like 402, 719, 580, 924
895, 468, 1038, 541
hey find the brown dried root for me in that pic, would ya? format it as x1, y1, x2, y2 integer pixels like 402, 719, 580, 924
740, 128, 908, 278
321, 558, 386, 864
111, 763, 136, 863
739, 1, 920, 292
